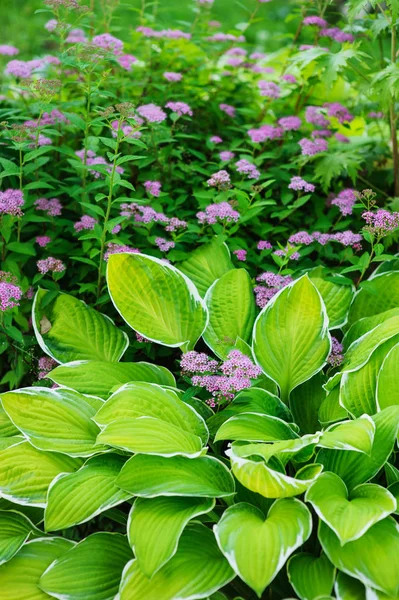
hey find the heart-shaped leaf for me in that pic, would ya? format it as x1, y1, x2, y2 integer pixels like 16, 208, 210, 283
178, 239, 234, 297
203, 268, 256, 359
33, 289, 128, 363
119, 523, 234, 600
128, 496, 215, 577
40, 532, 132, 600
45, 454, 132, 531
344, 308, 399, 350
290, 372, 327, 434
215, 412, 298, 443
253, 275, 331, 403
310, 270, 354, 329
107, 252, 208, 351
287, 553, 335, 600
0, 511, 42, 565
347, 272, 399, 326
306, 472, 397, 544
334, 571, 366, 600
318, 415, 375, 454
319, 518, 399, 597
214, 499, 312, 597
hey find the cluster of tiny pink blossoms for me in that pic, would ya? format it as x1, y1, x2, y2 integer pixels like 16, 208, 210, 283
74, 215, 98, 232
165, 101, 193, 117
219, 103, 236, 117
362, 209, 399, 236
104, 244, 139, 261
120, 203, 168, 225
155, 237, 175, 252
327, 337, 344, 367
165, 218, 187, 233
144, 181, 162, 197
288, 176, 315, 193
36, 236, 51, 247
287, 230, 362, 249
38, 356, 57, 380
163, 72, 183, 82
75, 149, 124, 179
299, 138, 328, 156
0, 189, 24, 217
207, 170, 231, 188
331, 189, 357, 216
37, 257, 66, 275
34, 197, 62, 217
233, 249, 247, 261
197, 202, 240, 225
235, 159, 260, 180
257, 240, 272, 250
0, 275, 22, 311
219, 151, 235, 162
258, 80, 281, 98
137, 26, 192, 40
254, 272, 293, 308
136, 103, 167, 123
181, 349, 262, 405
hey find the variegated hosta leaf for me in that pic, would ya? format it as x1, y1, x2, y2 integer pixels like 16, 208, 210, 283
318, 387, 348, 427
44, 454, 132, 531
287, 553, 335, 600
0, 538, 75, 599
319, 518, 399, 597
1, 387, 106, 457
339, 336, 399, 417
343, 307, 399, 351
306, 472, 397, 544
334, 571, 366, 600
214, 499, 312, 596
227, 444, 323, 498
347, 272, 399, 326
178, 238, 234, 297
0, 441, 82, 506
290, 372, 327, 434
214, 412, 298, 443
388, 482, 399, 515
317, 406, 399, 491
318, 415, 375, 454
33, 289, 128, 363
127, 496, 215, 577
230, 435, 320, 466
119, 524, 234, 600
48, 360, 176, 399
377, 342, 399, 410
40, 532, 132, 600
116, 454, 235, 498
107, 252, 208, 351
0, 403, 19, 437
0, 511, 42, 565
253, 275, 331, 403
310, 269, 354, 329
207, 387, 291, 437
94, 381, 208, 456
203, 268, 256, 359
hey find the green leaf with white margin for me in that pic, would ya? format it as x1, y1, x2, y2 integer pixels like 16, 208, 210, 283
290, 372, 327, 434
227, 444, 323, 498
317, 406, 399, 491
306, 472, 397, 544
178, 238, 234, 297
127, 496, 215, 577
319, 387, 348, 426
0, 403, 19, 437
334, 571, 365, 600
0, 511, 42, 565
253, 275, 331, 403
319, 517, 399, 597
0, 538, 75, 600
107, 252, 208, 351
120, 523, 234, 600
45, 454, 131, 531
40, 532, 132, 600
230, 435, 320, 466
318, 415, 375, 454
287, 553, 335, 600
203, 268, 256, 359
33, 289, 128, 363
347, 272, 399, 327
343, 308, 399, 351
48, 360, 176, 399
310, 269, 354, 329
388, 482, 399, 515
116, 454, 235, 498
377, 342, 399, 409
215, 412, 298, 443
0, 441, 82, 506
339, 336, 399, 417
0, 435, 25, 451
1, 387, 106, 457
214, 499, 312, 597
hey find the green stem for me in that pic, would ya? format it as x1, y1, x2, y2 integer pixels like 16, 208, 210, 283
82, 73, 92, 201
389, 12, 399, 196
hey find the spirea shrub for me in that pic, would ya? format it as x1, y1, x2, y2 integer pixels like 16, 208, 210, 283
0, 0, 399, 598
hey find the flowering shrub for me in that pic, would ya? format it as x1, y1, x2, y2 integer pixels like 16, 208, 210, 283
0, 0, 399, 598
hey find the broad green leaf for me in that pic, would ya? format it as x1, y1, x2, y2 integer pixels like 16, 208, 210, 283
253, 276, 331, 403
214, 499, 312, 596
318, 406, 399, 490
347, 272, 399, 327
334, 571, 365, 600
45, 454, 131, 531
231, 434, 320, 465
203, 269, 256, 359
178, 239, 234, 297
228, 445, 323, 498
310, 271, 354, 329
0, 403, 19, 437
0, 441, 81, 506
119, 523, 234, 600
0, 435, 25, 450
306, 472, 397, 544
319, 518, 399, 597
116, 454, 235, 498
48, 360, 176, 399
340, 337, 399, 417
290, 372, 327, 433
287, 553, 335, 600
377, 343, 399, 409
1, 387, 105, 457
0, 538, 75, 600
107, 252, 208, 351
215, 412, 298, 443
127, 496, 215, 577
40, 532, 132, 600
0, 510, 42, 565
33, 289, 128, 363
343, 308, 399, 350
318, 416, 375, 454
319, 388, 348, 426
207, 387, 291, 437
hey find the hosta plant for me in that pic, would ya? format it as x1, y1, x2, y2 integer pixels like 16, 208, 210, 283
0, 251, 398, 600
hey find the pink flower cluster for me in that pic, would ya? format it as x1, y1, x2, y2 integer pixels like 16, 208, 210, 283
197, 202, 240, 225
258, 81, 281, 98
137, 26, 191, 40
38, 356, 57, 379
207, 33, 245, 43
362, 209, 399, 236
165, 101, 193, 116
104, 243, 139, 261
155, 237, 175, 252
163, 72, 183, 82
165, 217, 187, 232
288, 176, 315, 193
254, 272, 293, 308
324, 102, 353, 123
327, 337, 344, 367
34, 197, 62, 217
207, 170, 231, 188
137, 103, 167, 123
219, 151, 235, 161
248, 124, 283, 143
288, 231, 314, 246
37, 257, 66, 275
257, 240, 272, 250
36, 236, 51, 247
75, 149, 124, 178
303, 16, 327, 28
305, 106, 329, 127
66, 28, 87, 44
92, 33, 124, 55
210, 136, 223, 144
0, 189, 24, 217
320, 27, 354, 43
299, 138, 328, 156
287, 230, 362, 249
219, 103, 236, 117
144, 181, 162, 197
235, 159, 260, 180
0, 281, 22, 311
278, 116, 302, 131
0, 45, 19, 56
120, 203, 168, 224
331, 189, 356, 216
111, 120, 142, 139
233, 249, 247, 261
74, 215, 98, 232
118, 54, 137, 71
